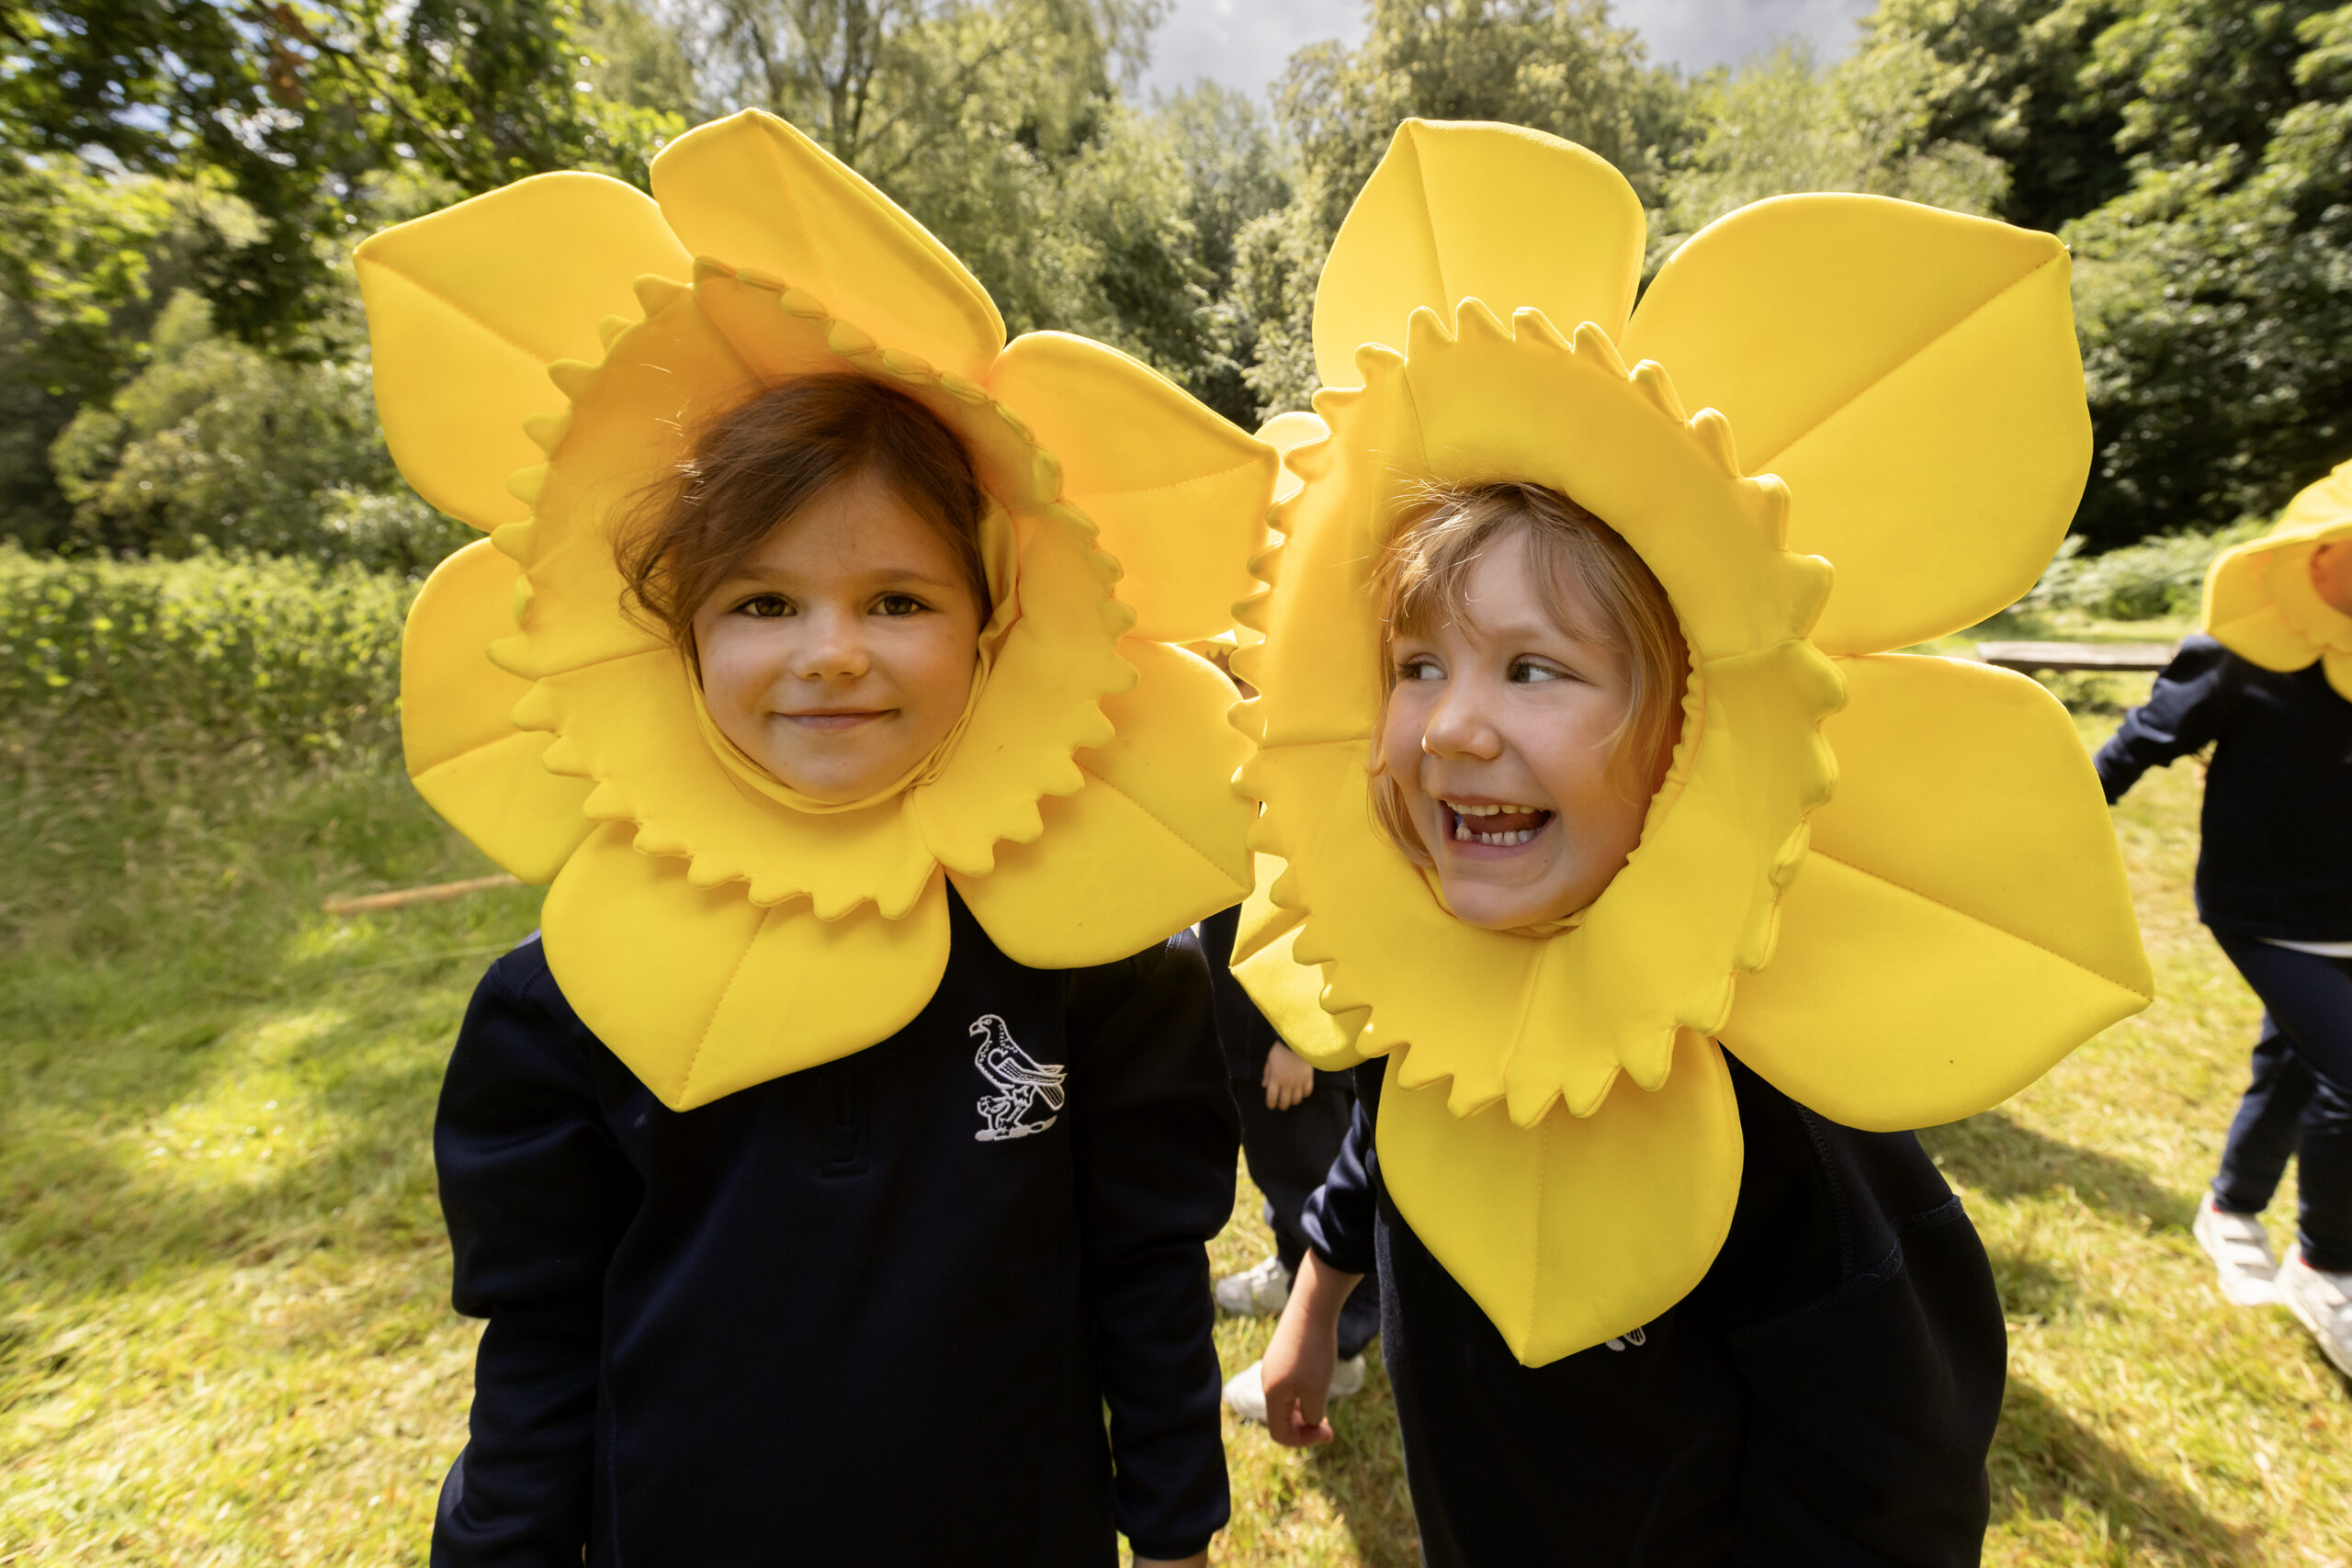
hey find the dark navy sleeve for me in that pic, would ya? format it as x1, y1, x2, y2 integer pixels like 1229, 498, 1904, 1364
431, 941, 639, 1568
2094, 636, 2240, 802
1196, 905, 1278, 1081
1297, 1060, 1383, 1277
1067, 931, 1240, 1561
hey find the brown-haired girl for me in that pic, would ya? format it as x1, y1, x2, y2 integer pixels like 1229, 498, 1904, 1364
617, 375, 996, 806
1254, 483, 2008, 1565
431, 373, 1237, 1567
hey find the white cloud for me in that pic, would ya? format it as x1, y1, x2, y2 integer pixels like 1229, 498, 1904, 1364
1611, 0, 1874, 73
1138, 0, 1368, 98
1136, 0, 1875, 99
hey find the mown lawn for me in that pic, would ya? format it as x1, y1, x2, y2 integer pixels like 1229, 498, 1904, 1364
4, 674, 2348, 1564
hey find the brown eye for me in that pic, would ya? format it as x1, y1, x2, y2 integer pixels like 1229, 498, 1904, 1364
876, 593, 928, 617
737, 593, 792, 619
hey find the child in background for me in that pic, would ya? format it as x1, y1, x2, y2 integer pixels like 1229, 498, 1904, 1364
1196, 905, 1381, 1420
1256, 486, 2008, 1562
2096, 486, 2352, 1372
433, 375, 1238, 1566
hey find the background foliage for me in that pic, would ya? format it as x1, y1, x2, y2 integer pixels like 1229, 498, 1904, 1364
4, 0, 2346, 570
0, 545, 409, 765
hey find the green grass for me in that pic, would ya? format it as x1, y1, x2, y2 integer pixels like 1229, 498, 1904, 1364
5, 686, 2349, 1563
0, 744, 529, 1561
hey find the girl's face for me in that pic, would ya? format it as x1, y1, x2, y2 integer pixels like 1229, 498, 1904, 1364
1378, 531, 1661, 931
693, 469, 984, 804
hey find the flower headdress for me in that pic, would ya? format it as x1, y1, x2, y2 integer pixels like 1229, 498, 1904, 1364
359, 111, 1276, 1110
2203, 457, 2352, 699
1231, 120, 2154, 1365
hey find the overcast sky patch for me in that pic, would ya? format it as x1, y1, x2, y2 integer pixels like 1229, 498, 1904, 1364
1139, 0, 1878, 99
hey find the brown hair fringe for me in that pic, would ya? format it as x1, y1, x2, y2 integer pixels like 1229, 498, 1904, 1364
616, 374, 991, 655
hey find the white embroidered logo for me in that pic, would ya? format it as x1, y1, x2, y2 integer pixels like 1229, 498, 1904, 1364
970, 1015, 1068, 1142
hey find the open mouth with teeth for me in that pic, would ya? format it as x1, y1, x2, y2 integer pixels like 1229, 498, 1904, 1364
1442, 800, 1555, 847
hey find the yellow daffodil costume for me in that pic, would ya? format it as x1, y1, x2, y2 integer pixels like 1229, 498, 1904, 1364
2203, 457, 2352, 700
358, 111, 1275, 1111
1231, 120, 2155, 1366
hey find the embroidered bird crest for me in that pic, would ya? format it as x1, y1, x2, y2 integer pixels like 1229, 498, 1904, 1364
970, 1015, 1068, 1142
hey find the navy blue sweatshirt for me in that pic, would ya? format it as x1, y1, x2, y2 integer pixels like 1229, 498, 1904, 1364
1304, 1055, 2005, 1567
431, 892, 1238, 1566
2094, 634, 2352, 941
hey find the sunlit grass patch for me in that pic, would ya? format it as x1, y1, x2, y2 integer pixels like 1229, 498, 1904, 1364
1944, 705, 2352, 1567
1210, 1173, 1418, 1568
0, 742, 527, 1562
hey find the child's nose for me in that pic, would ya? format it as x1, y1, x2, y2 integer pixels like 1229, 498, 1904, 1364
1421, 686, 1502, 760
792, 612, 870, 681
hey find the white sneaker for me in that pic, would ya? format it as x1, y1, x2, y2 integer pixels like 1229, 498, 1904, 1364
2193, 1195, 2278, 1305
1214, 1254, 1294, 1316
2277, 1255, 2352, 1377
1221, 1352, 1368, 1424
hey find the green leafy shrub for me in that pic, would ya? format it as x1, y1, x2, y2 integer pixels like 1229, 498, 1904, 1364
45, 291, 472, 573
2025, 520, 2266, 622
0, 545, 413, 765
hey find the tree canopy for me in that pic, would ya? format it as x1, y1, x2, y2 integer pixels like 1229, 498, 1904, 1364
1, 0, 2345, 566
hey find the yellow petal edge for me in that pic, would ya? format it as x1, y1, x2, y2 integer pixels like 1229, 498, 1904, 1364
362, 111, 1271, 1109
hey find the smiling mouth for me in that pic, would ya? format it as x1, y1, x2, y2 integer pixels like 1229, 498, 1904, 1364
781, 709, 892, 731
1442, 800, 1554, 846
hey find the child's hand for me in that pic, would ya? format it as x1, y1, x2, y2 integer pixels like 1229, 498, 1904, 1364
1260, 1253, 1358, 1447
1261, 1043, 1315, 1111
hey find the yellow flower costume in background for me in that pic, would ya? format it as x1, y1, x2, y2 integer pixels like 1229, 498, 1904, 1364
1231, 120, 2155, 1365
358, 110, 1276, 1110
2204, 457, 2352, 699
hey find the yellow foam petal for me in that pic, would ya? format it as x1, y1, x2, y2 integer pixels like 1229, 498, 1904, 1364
400, 538, 595, 883
650, 110, 1003, 382
356, 174, 692, 529
489, 283, 744, 684
2202, 468, 2352, 680
987, 333, 1278, 643
529, 649, 938, 919
2278, 457, 2352, 531
1623, 195, 2088, 656
1231, 860, 1365, 1068
1394, 303, 1829, 660
691, 265, 1058, 512
1257, 412, 1329, 489
910, 508, 1132, 875
1376, 1034, 1743, 1366
544, 823, 951, 1110
1720, 655, 2153, 1131
1314, 119, 1645, 391
952, 640, 1251, 967
2205, 559, 2318, 671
